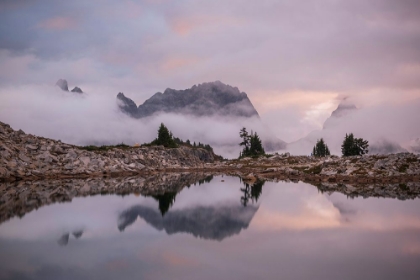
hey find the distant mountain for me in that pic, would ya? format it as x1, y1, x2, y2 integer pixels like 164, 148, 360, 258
117, 92, 138, 116
55, 79, 83, 94
369, 139, 407, 154
287, 100, 358, 155
56, 79, 69, 91
116, 81, 286, 154
286, 100, 414, 155
117, 81, 259, 118
323, 102, 357, 129
71, 87, 83, 93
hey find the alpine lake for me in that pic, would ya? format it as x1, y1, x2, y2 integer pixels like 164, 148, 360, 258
0, 174, 419, 280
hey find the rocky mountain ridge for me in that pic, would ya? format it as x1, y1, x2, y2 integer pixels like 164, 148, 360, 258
323, 101, 357, 129
117, 81, 259, 118
116, 81, 286, 152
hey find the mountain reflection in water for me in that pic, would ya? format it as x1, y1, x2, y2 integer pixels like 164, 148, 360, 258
117, 177, 262, 240
118, 204, 258, 240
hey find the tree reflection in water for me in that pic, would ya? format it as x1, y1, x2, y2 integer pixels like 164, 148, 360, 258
150, 192, 178, 216
240, 180, 265, 207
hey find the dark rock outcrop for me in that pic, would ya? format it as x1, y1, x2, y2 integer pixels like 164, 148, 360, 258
116, 81, 260, 118
71, 87, 83, 94
56, 79, 69, 91
117, 92, 138, 117
55, 79, 83, 94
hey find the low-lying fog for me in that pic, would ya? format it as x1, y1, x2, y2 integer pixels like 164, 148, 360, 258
287, 98, 420, 156
0, 85, 272, 158
0, 84, 419, 158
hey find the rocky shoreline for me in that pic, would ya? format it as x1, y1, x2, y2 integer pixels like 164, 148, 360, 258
1, 172, 419, 225
1, 121, 420, 184
0, 121, 216, 182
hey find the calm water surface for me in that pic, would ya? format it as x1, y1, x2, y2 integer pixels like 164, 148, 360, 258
1, 176, 420, 280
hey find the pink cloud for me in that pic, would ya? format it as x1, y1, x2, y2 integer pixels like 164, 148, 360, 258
161, 251, 198, 267
160, 56, 200, 71
169, 15, 244, 36
37, 16, 78, 30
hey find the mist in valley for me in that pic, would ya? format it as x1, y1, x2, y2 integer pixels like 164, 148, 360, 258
286, 97, 420, 156
1, 83, 419, 158
0, 84, 279, 158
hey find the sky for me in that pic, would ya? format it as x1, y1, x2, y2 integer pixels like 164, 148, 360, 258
0, 0, 420, 150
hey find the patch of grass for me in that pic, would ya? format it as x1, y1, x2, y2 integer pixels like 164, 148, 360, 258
398, 164, 409, 173
264, 154, 275, 158
373, 155, 387, 160
301, 165, 322, 174
399, 183, 408, 191
80, 143, 131, 151
287, 158, 298, 164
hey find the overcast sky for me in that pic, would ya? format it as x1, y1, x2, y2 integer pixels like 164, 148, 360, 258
1, 0, 420, 141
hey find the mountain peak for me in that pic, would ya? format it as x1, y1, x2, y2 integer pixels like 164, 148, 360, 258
323, 100, 357, 129
193, 81, 243, 95
71, 87, 83, 93
118, 81, 259, 118
117, 92, 138, 117
56, 79, 69, 91
55, 79, 84, 94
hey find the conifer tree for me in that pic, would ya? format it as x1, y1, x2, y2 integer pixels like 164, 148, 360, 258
312, 138, 330, 157
239, 128, 265, 157
341, 133, 369, 156
239, 127, 250, 155
249, 132, 265, 155
326, 145, 330, 156
153, 123, 177, 148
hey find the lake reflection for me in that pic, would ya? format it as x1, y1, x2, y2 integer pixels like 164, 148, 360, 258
0, 176, 420, 280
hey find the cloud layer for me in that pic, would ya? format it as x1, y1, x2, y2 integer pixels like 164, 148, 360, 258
0, 85, 283, 158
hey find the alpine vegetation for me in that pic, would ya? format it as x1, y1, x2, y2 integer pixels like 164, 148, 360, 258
312, 138, 331, 157
341, 133, 369, 156
150, 123, 178, 148
239, 127, 265, 158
